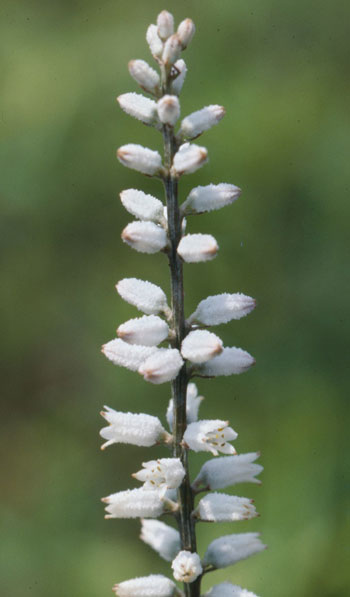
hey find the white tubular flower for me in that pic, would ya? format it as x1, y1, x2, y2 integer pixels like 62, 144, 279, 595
162, 34, 182, 66
122, 221, 167, 254
117, 315, 169, 346
192, 453, 263, 490
204, 582, 260, 597
182, 183, 241, 214
202, 532, 266, 569
188, 293, 256, 325
157, 95, 181, 126
116, 278, 170, 316
99, 407, 169, 450
117, 93, 159, 127
120, 189, 164, 223
198, 347, 255, 376
171, 59, 187, 95
177, 233, 218, 263
133, 458, 185, 495
117, 144, 162, 176
140, 520, 181, 562
139, 348, 184, 384
146, 24, 164, 59
172, 143, 208, 176
194, 493, 257, 522
166, 382, 203, 430
171, 550, 202, 583
179, 106, 225, 140
183, 420, 237, 456
157, 10, 174, 41
181, 330, 223, 363
177, 19, 196, 49
128, 59, 160, 95
102, 488, 165, 519
102, 338, 157, 372
113, 574, 178, 597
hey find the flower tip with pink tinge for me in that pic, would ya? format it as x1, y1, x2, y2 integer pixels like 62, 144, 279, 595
177, 233, 218, 263
117, 144, 162, 176
138, 348, 184, 384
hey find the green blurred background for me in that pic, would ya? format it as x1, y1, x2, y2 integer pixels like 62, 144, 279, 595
1, 0, 349, 595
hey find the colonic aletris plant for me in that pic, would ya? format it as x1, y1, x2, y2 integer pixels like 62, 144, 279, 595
100, 10, 266, 597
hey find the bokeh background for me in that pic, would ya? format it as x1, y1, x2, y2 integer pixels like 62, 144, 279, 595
1, 0, 349, 595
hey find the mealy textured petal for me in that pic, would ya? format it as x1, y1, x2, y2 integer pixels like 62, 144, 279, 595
128, 60, 160, 95
102, 338, 157, 371
202, 533, 266, 568
157, 10, 174, 40
117, 144, 162, 176
171, 551, 202, 583
102, 488, 165, 519
179, 105, 225, 140
100, 407, 168, 450
194, 493, 257, 522
177, 19, 196, 49
166, 382, 203, 430
122, 221, 167, 254
171, 59, 187, 95
117, 315, 169, 346
182, 184, 241, 214
203, 582, 260, 597
114, 574, 177, 597
120, 189, 164, 223
157, 95, 181, 126
140, 519, 181, 562
198, 347, 255, 376
192, 453, 263, 490
181, 330, 223, 363
146, 24, 164, 58
183, 420, 237, 456
117, 93, 159, 126
172, 143, 208, 176
116, 278, 170, 315
139, 348, 184, 384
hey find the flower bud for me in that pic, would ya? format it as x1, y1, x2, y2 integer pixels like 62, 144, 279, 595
188, 292, 256, 325
198, 347, 255, 376
140, 520, 181, 562
202, 533, 266, 569
114, 574, 178, 597
128, 59, 160, 95
133, 458, 185, 495
102, 487, 165, 519
157, 95, 180, 126
192, 453, 263, 491
183, 420, 237, 456
171, 550, 202, 583
116, 278, 170, 316
166, 382, 203, 430
122, 221, 167, 254
117, 315, 169, 346
172, 143, 208, 176
146, 24, 164, 58
102, 338, 157, 372
204, 582, 260, 597
162, 34, 182, 66
194, 493, 257, 522
117, 144, 162, 176
99, 407, 169, 450
181, 330, 223, 363
182, 183, 241, 214
179, 105, 225, 140
117, 93, 159, 126
157, 10, 174, 41
177, 19, 196, 49
171, 59, 187, 95
120, 189, 164, 223
177, 233, 218, 263
138, 348, 184, 384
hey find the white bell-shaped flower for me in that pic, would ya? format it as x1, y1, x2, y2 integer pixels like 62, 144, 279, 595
166, 382, 203, 430
116, 278, 170, 316
177, 233, 218, 263
171, 550, 202, 583
113, 574, 178, 597
194, 493, 257, 522
157, 95, 180, 126
172, 143, 208, 176
146, 24, 164, 58
139, 348, 184, 384
182, 183, 241, 214
181, 330, 223, 363
183, 420, 237, 456
177, 19, 196, 49
120, 189, 164, 223
140, 520, 181, 562
162, 34, 182, 66
117, 144, 162, 176
192, 453, 263, 490
102, 339, 157, 372
122, 221, 167, 254
198, 347, 255, 376
133, 458, 185, 496
171, 59, 187, 95
157, 10, 174, 40
179, 105, 225, 140
202, 532, 266, 569
188, 292, 256, 325
102, 488, 166, 519
117, 93, 159, 127
128, 60, 160, 95
117, 315, 169, 346
203, 582, 260, 597
100, 406, 169, 450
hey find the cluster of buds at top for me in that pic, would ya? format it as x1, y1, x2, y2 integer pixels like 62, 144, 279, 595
101, 10, 265, 597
